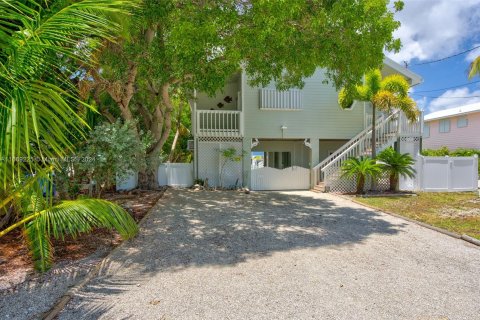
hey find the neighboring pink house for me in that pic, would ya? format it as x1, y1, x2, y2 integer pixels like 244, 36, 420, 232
423, 102, 480, 150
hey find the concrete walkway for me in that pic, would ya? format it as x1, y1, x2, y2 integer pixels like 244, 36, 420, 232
60, 190, 480, 320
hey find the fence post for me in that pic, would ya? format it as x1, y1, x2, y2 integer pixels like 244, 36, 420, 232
474, 154, 479, 189
417, 154, 423, 191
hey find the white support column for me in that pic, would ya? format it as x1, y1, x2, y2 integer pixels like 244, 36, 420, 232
309, 138, 320, 188
242, 136, 252, 188
192, 89, 197, 135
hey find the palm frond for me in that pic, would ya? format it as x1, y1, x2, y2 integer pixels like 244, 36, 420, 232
0, 0, 136, 186
468, 56, 480, 79
12, 198, 138, 271
377, 147, 416, 179
25, 217, 53, 272
396, 96, 420, 121
372, 90, 396, 112
381, 74, 409, 97
364, 69, 382, 97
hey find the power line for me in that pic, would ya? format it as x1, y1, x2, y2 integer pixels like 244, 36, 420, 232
410, 80, 480, 93
413, 45, 480, 66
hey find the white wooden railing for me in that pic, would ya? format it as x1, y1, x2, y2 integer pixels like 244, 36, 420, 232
196, 110, 243, 137
313, 110, 423, 187
260, 89, 302, 110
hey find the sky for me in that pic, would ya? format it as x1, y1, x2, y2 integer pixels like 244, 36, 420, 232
386, 0, 480, 115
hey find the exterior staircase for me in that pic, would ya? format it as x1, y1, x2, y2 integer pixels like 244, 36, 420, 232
312, 110, 422, 193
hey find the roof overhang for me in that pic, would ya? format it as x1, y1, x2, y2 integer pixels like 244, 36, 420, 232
383, 57, 423, 87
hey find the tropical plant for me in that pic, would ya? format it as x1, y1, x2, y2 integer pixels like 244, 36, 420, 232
219, 147, 244, 188
468, 56, 480, 79
339, 70, 420, 158
377, 147, 416, 191
0, 186, 138, 271
341, 157, 382, 194
77, 121, 148, 196
421, 146, 450, 157
422, 147, 480, 174
0, 0, 139, 271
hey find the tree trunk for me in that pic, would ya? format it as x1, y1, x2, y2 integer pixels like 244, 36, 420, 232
168, 129, 180, 162
371, 104, 376, 158
138, 83, 175, 189
370, 104, 378, 192
389, 174, 398, 192
168, 100, 184, 162
356, 175, 365, 194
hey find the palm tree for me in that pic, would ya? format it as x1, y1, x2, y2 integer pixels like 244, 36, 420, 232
377, 147, 416, 192
468, 56, 480, 79
0, 0, 138, 271
338, 69, 420, 158
341, 157, 382, 194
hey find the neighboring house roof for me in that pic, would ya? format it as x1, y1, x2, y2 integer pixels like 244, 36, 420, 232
384, 57, 423, 86
424, 102, 480, 122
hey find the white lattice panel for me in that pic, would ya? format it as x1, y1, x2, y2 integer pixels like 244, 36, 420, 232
197, 138, 243, 188
325, 167, 391, 193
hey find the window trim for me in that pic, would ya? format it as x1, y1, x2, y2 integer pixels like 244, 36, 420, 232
457, 116, 468, 128
423, 123, 430, 138
439, 119, 451, 133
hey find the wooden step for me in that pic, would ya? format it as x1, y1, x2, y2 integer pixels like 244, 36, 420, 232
311, 182, 327, 193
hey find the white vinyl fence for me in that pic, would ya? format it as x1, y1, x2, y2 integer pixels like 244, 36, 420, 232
414, 155, 478, 192
158, 163, 194, 187
116, 171, 138, 191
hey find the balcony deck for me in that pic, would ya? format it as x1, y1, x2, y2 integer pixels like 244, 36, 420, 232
196, 110, 243, 137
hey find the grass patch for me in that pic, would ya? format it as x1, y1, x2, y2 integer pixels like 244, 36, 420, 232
355, 192, 480, 240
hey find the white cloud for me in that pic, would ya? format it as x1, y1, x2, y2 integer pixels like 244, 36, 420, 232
427, 87, 480, 112
466, 44, 480, 62
388, 0, 480, 63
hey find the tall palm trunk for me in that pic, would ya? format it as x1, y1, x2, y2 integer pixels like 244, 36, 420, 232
371, 104, 376, 158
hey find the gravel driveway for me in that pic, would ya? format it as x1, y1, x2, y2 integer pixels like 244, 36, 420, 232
59, 190, 479, 320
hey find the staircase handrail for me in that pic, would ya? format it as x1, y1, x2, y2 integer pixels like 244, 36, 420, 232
320, 110, 399, 173
312, 111, 399, 172
313, 110, 400, 182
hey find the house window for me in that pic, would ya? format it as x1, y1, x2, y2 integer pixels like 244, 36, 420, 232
423, 124, 430, 138
457, 116, 468, 128
266, 151, 291, 169
439, 119, 450, 133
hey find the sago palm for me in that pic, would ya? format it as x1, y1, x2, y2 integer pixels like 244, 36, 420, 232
0, 0, 139, 271
338, 69, 420, 158
377, 147, 415, 192
341, 157, 382, 194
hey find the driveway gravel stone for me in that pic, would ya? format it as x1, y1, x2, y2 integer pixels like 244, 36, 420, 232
59, 190, 480, 320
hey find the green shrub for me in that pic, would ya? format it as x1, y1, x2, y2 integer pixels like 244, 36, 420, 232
421, 146, 480, 174
421, 146, 450, 156
377, 147, 416, 192
341, 157, 382, 194
77, 121, 147, 195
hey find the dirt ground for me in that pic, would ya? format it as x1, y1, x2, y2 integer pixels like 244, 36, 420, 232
0, 189, 164, 291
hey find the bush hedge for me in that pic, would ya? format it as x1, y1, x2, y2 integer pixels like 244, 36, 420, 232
421, 147, 480, 174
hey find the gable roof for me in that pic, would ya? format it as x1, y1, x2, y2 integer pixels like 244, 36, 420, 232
424, 102, 480, 121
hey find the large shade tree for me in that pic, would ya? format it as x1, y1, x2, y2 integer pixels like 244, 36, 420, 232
338, 69, 419, 158
84, 0, 407, 187
0, 0, 139, 271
